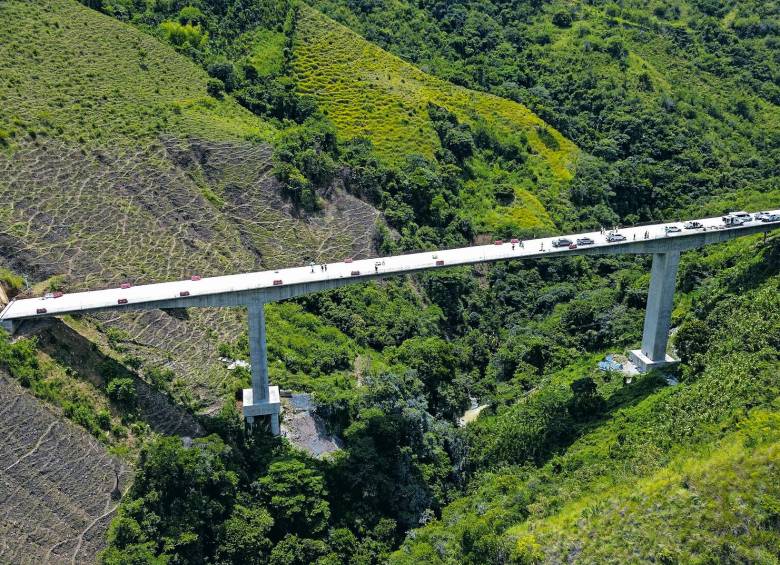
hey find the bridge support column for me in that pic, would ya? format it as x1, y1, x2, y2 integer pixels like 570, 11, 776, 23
242, 300, 280, 435
630, 251, 680, 372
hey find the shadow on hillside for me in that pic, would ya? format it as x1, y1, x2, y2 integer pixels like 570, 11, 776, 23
603, 372, 670, 413
721, 236, 780, 295
29, 318, 203, 437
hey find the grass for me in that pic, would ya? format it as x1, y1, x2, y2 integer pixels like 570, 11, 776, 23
0, 0, 275, 150
238, 28, 287, 77
293, 4, 577, 176
508, 406, 780, 563
291, 4, 578, 232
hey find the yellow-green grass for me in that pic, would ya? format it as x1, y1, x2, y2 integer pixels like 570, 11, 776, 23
292, 4, 578, 180
0, 0, 275, 150
508, 406, 780, 563
238, 28, 286, 77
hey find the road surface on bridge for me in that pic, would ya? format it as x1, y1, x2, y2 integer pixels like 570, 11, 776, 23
2, 209, 779, 322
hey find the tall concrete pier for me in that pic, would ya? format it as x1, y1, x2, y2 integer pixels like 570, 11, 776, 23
244, 300, 280, 434
629, 251, 681, 372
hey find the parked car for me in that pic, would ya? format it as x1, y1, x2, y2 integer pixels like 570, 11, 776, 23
552, 238, 572, 248
665, 225, 682, 233
754, 212, 769, 221
683, 221, 702, 229
731, 211, 752, 221
606, 232, 627, 242
761, 213, 780, 222
576, 237, 595, 245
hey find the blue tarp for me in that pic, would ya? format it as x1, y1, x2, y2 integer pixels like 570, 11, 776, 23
598, 354, 623, 372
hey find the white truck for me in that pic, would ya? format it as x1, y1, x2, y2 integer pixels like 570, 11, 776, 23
722, 213, 745, 227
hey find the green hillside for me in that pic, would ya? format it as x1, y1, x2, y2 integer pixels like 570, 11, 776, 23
0, 0, 381, 410
292, 5, 577, 176
311, 0, 780, 220
1, 0, 779, 563
291, 4, 577, 231
390, 235, 780, 563
0, 0, 274, 148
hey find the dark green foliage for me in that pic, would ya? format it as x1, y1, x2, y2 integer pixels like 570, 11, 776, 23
103, 435, 241, 562
254, 458, 331, 537
567, 376, 606, 421
272, 120, 338, 212
206, 77, 225, 98
207, 60, 238, 92
106, 377, 136, 406
214, 505, 274, 564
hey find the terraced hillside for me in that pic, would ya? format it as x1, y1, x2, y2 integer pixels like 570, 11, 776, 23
292, 4, 579, 230
0, 0, 380, 407
0, 1, 387, 557
0, 371, 131, 564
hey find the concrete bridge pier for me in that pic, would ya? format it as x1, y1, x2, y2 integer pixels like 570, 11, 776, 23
630, 251, 681, 372
242, 300, 281, 435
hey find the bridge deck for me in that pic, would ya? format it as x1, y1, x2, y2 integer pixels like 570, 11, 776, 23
2, 210, 778, 321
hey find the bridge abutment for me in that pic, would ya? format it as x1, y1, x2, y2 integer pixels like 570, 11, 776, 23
242, 300, 280, 435
630, 251, 680, 372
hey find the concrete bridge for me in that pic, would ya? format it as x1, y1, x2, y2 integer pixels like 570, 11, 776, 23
2, 210, 779, 434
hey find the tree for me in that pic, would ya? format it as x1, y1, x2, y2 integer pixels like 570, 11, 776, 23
253, 458, 330, 537
207, 78, 225, 99
215, 505, 274, 565
552, 11, 572, 27
268, 535, 328, 565
208, 60, 238, 92
106, 377, 136, 406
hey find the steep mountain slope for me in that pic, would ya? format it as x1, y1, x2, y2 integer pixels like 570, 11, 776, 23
293, 4, 576, 173
0, 2, 380, 558
292, 4, 579, 230
0, 0, 380, 408
0, 371, 131, 564
391, 235, 780, 563
310, 0, 780, 219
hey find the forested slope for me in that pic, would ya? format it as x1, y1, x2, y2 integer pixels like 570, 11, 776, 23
312, 0, 780, 222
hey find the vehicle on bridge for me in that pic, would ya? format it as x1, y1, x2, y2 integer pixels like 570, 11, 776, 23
606, 232, 627, 242
665, 225, 682, 234
760, 213, 780, 222
683, 221, 703, 229
723, 214, 746, 227
552, 238, 573, 248
576, 237, 595, 245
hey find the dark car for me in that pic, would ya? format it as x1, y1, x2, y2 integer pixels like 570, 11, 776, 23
576, 237, 594, 245
552, 238, 573, 248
